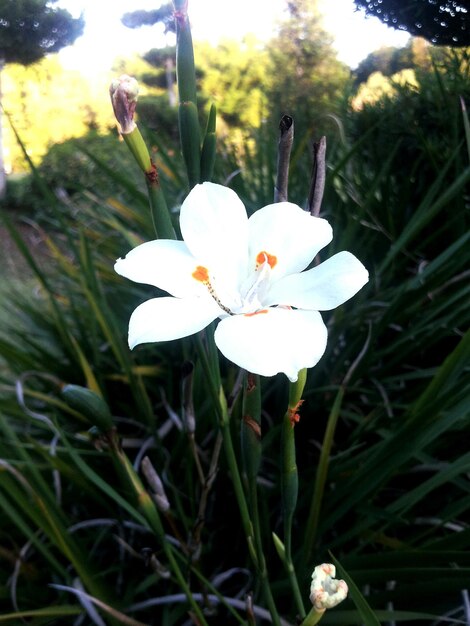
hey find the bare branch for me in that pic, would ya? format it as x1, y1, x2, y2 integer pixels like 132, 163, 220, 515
308, 136, 326, 216
274, 114, 294, 203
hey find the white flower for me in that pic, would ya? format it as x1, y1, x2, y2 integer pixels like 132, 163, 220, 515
115, 182, 368, 382
310, 563, 348, 611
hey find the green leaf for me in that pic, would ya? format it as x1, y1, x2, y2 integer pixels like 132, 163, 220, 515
329, 554, 381, 626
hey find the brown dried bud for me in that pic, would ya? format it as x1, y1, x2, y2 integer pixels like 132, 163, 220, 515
141, 456, 170, 512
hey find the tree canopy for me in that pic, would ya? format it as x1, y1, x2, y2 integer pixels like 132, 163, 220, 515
121, 3, 174, 34
2, 56, 115, 172
354, 0, 469, 47
265, 0, 349, 134
0, 0, 84, 65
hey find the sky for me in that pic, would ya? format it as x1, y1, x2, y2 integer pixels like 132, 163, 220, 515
57, 0, 410, 75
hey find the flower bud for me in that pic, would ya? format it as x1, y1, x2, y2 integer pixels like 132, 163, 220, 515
309, 563, 348, 611
61, 384, 113, 431
110, 74, 139, 134
141, 456, 170, 512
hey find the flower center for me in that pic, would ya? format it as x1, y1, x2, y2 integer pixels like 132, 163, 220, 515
192, 251, 277, 316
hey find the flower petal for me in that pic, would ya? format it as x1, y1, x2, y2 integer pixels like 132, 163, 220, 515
128, 296, 221, 349
264, 251, 369, 310
179, 182, 249, 291
214, 308, 328, 381
115, 240, 208, 298
248, 202, 332, 279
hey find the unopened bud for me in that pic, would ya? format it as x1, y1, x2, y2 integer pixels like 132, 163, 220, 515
310, 563, 348, 611
141, 456, 170, 512
110, 74, 139, 134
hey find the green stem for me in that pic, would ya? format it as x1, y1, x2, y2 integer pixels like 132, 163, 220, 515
173, 0, 201, 188
241, 373, 262, 482
122, 126, 152, 173
146, 176, 176, 240
281, 369, 307, 618
304, 387, 345, 560
173, 0, 197, 105
249, 480, 282, 626
194, 334, 254, 558
123, 127, 175, 239
241, 374, 281, 626
109, 434, 209, 625
200, 103, 217, 182
302, 607, 325, 626
219, 386, 256, 559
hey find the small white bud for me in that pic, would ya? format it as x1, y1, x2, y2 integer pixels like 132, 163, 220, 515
109, 74, 139, 134
309, 563, 348, 611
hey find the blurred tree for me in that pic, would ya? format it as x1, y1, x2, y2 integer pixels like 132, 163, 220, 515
0, 0, 84, 196
142, 47, 177, 107
121, 4, 174, 34
196, 37, 269, 130
121, 4, 176, 106
2, 57, 115, 173
354, 0, 470, 46
354, 45, 413, 84
264, 0, 349, 136
353, 38, 440, 85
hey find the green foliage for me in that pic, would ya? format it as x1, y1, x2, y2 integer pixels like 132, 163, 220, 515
354, 38, 447, 86
1, 13, 470, 626
37, 132, 120, 193
264, 0, 350, 140
196, 36, 269, 131
2, 172, 35, 211
0, 0, 84, 65
2, 56, 116, 172
354, 0, 470, 47
121, 3, 175, 34
135, 94, 179, 139
347, 47, 470, 245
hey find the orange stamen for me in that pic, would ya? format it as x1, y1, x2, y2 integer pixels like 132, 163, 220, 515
192, 265, 209, 283
244, 309, 268, 317
256, 251, 277, 269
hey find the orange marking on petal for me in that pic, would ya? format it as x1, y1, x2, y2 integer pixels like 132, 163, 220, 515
244, 309, 268, 317
256, 251, 277, 269
192, 265, 209, 283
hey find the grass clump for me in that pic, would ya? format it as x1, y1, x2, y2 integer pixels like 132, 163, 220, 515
0, 38, 469, 626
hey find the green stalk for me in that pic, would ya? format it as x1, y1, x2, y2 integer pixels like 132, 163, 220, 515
302, 607, 325, 626
178, 99, 201, 189
123, 127, 176, 240
281, 368, 307, 618
122, 127, 152, 173
173, 0, 201, 187
107, 431, 209, 626
173, 0, 197, 105
241, 373, 262, 482
145, 175, 176, 240
249, 477, 282, 626
304, 387, 344, 560
241, 373, 282, 626
194, 334, 256, 563
200, 103, 217, 182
